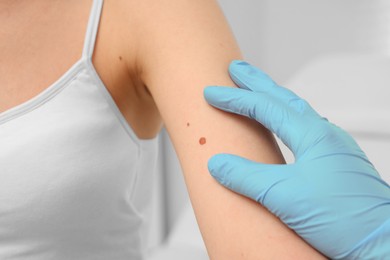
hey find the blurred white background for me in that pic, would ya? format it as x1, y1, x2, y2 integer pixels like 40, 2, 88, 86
147, 1, 390, 259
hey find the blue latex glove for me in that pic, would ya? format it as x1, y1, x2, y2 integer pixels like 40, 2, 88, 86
204, 60, 390, 259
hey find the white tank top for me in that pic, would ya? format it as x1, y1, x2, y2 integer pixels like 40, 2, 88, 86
0, 0, 159, 259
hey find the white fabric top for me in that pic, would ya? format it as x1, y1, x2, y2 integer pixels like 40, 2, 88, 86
0, 0, 159, 259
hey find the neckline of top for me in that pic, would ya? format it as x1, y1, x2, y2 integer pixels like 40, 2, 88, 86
0, 58, 86, 125
0, 0, 104, 124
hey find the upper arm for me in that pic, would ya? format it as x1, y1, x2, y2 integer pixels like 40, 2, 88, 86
129, 0, 325, 258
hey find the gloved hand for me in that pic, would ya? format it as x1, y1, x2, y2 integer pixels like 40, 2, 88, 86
204, 60, 390, 259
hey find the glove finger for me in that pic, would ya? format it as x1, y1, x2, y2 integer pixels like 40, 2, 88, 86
208, 153, 290, 204
204, 86, 315, 154
229, 60, 318, 118
229, 60, 278, 93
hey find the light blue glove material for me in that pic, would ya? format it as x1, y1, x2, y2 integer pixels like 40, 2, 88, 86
204, 60, 390, 259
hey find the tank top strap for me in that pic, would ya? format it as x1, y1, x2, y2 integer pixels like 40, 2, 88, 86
82, 0, 104, 60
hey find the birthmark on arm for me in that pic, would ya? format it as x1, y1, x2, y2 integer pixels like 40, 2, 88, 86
199, 137, 206, 145
119, 56, 123, 61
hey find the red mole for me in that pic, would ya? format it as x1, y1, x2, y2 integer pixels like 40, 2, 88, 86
199, 137, 206, 145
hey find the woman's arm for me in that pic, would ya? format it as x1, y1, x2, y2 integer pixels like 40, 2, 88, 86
126, 0, 326, 258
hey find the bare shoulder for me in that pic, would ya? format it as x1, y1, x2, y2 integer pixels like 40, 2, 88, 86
131, 0, 240, 83
112, 0, 240, 88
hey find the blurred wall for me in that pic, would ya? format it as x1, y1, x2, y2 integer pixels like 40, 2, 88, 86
221, 0, 390, 83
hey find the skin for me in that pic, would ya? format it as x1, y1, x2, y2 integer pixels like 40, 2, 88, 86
0, 0, 327, 259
